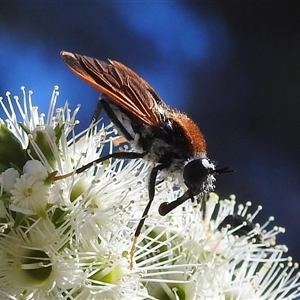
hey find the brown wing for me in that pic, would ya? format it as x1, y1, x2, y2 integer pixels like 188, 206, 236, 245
60, 51, 168, 126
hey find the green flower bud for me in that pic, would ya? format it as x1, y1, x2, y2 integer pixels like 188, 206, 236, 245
0, 120, 26, 172
28, 126, 57, 169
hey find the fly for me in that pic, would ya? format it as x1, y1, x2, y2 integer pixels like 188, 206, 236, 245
60, 51, 232, 268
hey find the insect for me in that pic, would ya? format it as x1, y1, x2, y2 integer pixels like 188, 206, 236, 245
218, 214, 262, 242
60, 51, 231, 268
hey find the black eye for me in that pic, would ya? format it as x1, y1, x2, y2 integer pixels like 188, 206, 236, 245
183, 159, 212, 188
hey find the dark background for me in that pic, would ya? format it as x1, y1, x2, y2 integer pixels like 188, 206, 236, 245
0, 2, 299, 264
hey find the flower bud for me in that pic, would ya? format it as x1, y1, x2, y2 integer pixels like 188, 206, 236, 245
28, 125, 57, 169
0, 120, 26, 172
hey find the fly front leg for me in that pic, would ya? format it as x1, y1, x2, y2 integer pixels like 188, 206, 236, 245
129, 163, 169, 269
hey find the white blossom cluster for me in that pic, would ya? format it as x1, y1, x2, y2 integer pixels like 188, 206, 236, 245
0, 87, 299, 300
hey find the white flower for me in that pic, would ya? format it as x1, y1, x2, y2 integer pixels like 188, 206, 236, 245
23, 159, 48, 180
2, 167, 19, 192
10, 173, 50, 214
0, 87, 299, 300
134, 194, 300, 300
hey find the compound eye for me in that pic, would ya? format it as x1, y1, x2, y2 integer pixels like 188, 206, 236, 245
183, 159, 213, 187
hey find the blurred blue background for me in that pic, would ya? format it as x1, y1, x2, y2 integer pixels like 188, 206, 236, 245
1, 1, 300, 264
